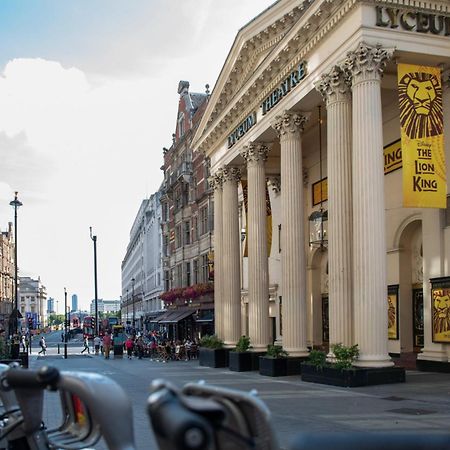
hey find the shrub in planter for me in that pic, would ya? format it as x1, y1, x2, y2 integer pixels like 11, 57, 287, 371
229, 336, 253, 372
199, 334, 224, 350
235, 335, 251, 352
199, 335, 228, 368
266, 344, 289, 359
331, 343, 359, 369
259, 345, 289, 377
308, 349, 327, 369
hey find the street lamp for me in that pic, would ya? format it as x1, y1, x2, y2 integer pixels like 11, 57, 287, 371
131, 278, 135, 332
90, 227, 99, 336
64, 288, 68, 359
9, 191, 22, 336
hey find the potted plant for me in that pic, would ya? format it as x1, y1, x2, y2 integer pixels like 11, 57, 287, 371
259, 344, 289, 377
229, 335, 253, 372
301, 344, 405, 387
198, 334, 228, 368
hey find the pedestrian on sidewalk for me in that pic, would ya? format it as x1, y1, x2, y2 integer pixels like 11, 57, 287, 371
81, 337, 90, 354
125, 336, 134, 359
103, 332, 111, 359
93, 335, 101, 355
38, 336, 46, 355
20, 335, 26, 352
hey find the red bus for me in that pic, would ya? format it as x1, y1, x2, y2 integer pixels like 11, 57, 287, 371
82, 316, 95, 339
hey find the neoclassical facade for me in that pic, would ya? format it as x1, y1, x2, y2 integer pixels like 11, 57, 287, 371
193, 0, 450, 368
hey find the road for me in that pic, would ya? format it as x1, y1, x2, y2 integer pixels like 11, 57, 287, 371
27, 342, 450, 450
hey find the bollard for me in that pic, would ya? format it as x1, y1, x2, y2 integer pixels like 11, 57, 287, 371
57, 344, 60, 354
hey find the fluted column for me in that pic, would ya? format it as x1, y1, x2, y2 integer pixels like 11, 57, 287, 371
222, 167, 242, 347
240, 143, 270, 352
345, 42, 393, 367
272, 111, 309, 357
211, 170, 224, 340
316, 66, 353, 348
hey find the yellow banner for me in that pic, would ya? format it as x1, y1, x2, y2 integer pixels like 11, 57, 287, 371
384, 139, 402, 175
398, 64, 446, 208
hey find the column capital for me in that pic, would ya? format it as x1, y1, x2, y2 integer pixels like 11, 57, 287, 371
315, 65, 351, 105
344, 42, 394, 84
240, 142, 269, 164
208, 169, 224, 190
271, 111, 309, 139
222, 166, 241, 183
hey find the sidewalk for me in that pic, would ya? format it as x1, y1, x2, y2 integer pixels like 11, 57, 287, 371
29, 354, 450, 450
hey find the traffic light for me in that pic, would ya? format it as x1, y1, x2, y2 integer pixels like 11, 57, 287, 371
28, 317, 33, 330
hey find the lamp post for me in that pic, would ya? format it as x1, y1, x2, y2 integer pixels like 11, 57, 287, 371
131, 278, 135, 332
9, 192, 22, 336
89, 227, 99, 336
64, 288, 68, 359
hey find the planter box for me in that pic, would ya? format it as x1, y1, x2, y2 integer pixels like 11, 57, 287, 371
301, 363, 406, 387
229, 351, 253, 372
259, 356, 287, 377
199, 348, 229, 368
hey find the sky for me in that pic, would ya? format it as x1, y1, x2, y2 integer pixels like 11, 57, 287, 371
0, 0, 276, 313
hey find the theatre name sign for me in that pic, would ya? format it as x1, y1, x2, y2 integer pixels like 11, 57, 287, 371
375, 6, 450, 36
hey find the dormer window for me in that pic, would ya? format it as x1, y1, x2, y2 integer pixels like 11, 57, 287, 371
178, 112, 185, 138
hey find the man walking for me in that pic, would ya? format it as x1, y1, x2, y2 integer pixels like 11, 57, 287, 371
81, 337, 90, 354
38, 336, 46, 355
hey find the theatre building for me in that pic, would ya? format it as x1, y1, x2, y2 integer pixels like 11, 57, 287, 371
192, 0, 450, 370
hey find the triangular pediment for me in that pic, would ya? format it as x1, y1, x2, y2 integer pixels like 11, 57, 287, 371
193, 0, 316, 153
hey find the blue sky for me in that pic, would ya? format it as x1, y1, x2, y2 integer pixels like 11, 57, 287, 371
0, 1, 276, 311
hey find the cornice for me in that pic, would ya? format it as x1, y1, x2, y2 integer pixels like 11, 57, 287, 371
195, 0, 450, 155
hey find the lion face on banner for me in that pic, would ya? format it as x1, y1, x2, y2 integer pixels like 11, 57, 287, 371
433, 291, 450, 336
399, 72, 443, 139
406, 78, 436, 115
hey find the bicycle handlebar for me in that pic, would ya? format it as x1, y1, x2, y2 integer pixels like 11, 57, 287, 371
148, 386, 213, 450
2, 366, 60, 391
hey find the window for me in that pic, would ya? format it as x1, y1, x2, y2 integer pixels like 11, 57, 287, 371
193, 259, 199, 284
176, 224, 182, 248
201, 254, 208, 282
200, 207, 208, 235
193, 217, 198, 242
186, 262, 191, 286
177, 264, 182, 287
184, 221, 190, 245
163, 235, 169, 257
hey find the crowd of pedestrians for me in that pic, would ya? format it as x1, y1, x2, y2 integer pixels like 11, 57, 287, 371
79, 329, 200, 363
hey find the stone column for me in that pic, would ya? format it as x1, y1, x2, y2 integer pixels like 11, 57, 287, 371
211, 170, 224, 340
315, 66, 353, 348
222, 167, 242, 347
271, 111, 309, 357
418, 70, 449, 363
345, 42, 393, 367
240, 143, 270, 352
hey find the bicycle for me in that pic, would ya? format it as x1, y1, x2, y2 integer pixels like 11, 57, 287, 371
0, 363, 135, 450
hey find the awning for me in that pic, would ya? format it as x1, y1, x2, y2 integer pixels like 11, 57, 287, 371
159, 309, 194, 324
145, 311, 165, 323
196, 311, 214, 323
